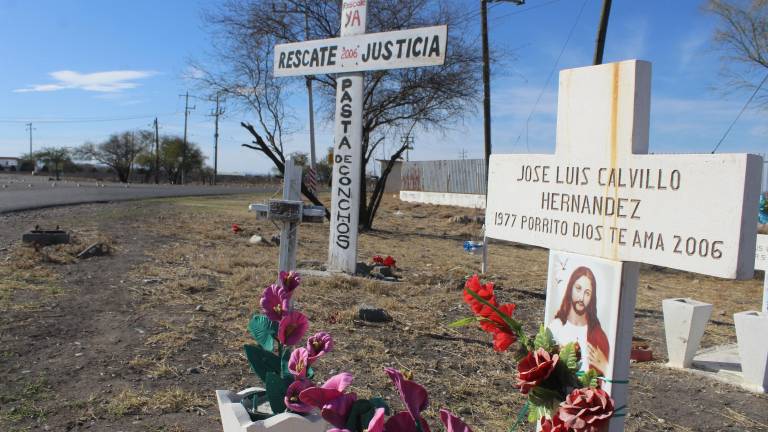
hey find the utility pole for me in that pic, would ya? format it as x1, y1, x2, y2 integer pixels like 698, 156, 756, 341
154, 118, 160, 185
273, 4, 317, 170
593, 0, 613, 65
401, 134, 414, 161
25, 122, 35, 173
459, 148, 468, 160
481, 0, 524, 185
180, 91, 195, 185
209, 92, 224, 185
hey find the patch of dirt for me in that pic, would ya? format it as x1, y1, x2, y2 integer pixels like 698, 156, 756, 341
0, 195, 766, 432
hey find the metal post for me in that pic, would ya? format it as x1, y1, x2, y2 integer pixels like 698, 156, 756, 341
279, 158, 302, 273
593, 0, 613, 65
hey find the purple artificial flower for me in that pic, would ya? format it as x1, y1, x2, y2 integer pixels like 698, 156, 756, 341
384, 368, 429, 423
306, 332, 334, 363
284, 379, 313, 413
277, 311, 309, 346
439, 409, 473, 432
321, 392, 357, 428
327, 407, 384, 432
288, 347, 310, 378
383, 411, 431, 432
260, 284, 290, 322
279, 271, 301, 292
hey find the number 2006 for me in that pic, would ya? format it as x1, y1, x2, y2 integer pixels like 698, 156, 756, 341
673, 235, 723, 259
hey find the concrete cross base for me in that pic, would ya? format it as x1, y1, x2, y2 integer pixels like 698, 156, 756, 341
215, 388, 328, 432
662, 298, 713, 368
734, 311, 768, 392
682, 344, 767, 393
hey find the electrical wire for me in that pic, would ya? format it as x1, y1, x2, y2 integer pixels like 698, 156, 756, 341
710, 71, 768, 154
514, 0, 589, 151
0, 111, 181, 124
489, 0, 564, 23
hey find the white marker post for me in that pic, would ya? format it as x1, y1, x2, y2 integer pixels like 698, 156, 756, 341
754, 234, 768, 313
485, 60, 762, 431
273, 1, 447, 274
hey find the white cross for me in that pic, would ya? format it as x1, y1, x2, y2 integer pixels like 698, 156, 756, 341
485, 60, 762, 431
250, 158, 324, 274
272, 0, 447, 274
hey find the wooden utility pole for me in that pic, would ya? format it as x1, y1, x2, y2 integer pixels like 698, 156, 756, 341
180, 91, 195, 185
211, 92, 223, 185
593, 0, 613, 65
481, 0, 524, 184
154, 118, 160, 184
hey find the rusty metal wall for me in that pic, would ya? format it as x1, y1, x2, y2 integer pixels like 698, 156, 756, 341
401, 159, 486, 194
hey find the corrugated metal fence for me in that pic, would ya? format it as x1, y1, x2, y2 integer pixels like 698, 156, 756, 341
401, 159, 486, 194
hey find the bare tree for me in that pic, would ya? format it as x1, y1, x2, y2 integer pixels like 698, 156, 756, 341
196, 0, 482, 230
706, 0, 768, 104
75, 131, 150, 183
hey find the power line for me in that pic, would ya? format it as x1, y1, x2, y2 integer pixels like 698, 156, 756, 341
489, 0, 564, 23
0, 111, 181, 124
515, 0, 589, 151
711, 72, 768, 154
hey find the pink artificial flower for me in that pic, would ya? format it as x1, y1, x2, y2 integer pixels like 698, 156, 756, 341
327, 408, 384, 432
439, 409, 473, 432
383, 411, 431, 432
384, 368, 429, 422
299, 372, 356, 429
279, 270, 301, 292
278, 311, 309, 346
288, 347, 309, 378
260, 284, 290, 322
284, 379, 313, 413
306, 332, 334, 363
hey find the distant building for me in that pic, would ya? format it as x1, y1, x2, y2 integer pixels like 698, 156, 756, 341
0, 157, 20, 170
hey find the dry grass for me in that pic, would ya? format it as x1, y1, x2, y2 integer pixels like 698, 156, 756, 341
107, 194, 767, 430
106, 387, 210, 417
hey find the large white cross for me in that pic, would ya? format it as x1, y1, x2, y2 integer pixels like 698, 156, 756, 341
273, 0, 447, 274
485, 60, 762, 431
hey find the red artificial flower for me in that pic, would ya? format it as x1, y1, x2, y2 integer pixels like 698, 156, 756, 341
231, 223, 242, 234
540, 415, 568, 432
463, 274, 497, 316
516, 348, 559, 394
372, 255, 385, 264
477, 303, 518, 352
382, 255, 396, 268
558, 387, 615, 432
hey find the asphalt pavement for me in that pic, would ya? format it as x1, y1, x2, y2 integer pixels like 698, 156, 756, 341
0, 173, 271, 214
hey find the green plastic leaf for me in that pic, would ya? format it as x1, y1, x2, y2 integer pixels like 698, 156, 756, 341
265, 371, 288, 414
280, 347, 292, 379
559, 342, 581, 372
369, 397, 390, 416
579, 369, 599, 388
533, 325, 557, 352
448, 316, 478, 328
243, 344, 281, 386
527, 401, 554, 424
345, 399, 375, 432
248, 315, 277, 351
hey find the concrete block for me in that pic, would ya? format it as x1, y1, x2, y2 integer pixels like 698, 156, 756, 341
216, 387, 328, 432
663, 298, 712, 368
734, 311, 768, 392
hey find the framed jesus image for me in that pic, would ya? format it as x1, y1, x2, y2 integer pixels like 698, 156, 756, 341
545, 250, 623, 379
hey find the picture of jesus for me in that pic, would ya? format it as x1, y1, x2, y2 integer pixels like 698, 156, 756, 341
548, 266, 610, 375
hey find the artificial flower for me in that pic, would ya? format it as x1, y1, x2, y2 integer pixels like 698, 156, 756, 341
284, 379, 313, 413
384, 368, 429, 424
439, 409, 473, 432
383, 411, 431, 432
516, 348, 560, 394
306, 331, 334, 363
277, 311, 309, 346
558, 387, 615, 432
540, 415, 569, 432
288, 347, 309, 378
279, 270, 301, 292
463, 274, 498, 316
382, 255, 396, 268
260, 284, 290, 322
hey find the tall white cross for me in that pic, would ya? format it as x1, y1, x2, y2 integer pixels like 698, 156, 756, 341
273, 0, 448, 274
485, 60, 762, 431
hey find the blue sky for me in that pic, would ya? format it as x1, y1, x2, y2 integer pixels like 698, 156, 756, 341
1, 0, 765, 175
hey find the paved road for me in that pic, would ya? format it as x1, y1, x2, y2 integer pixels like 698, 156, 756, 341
0, 174, 271, 214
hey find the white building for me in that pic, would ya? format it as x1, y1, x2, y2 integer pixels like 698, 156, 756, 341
0, 157, 20, 170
